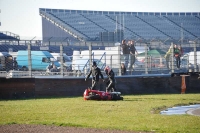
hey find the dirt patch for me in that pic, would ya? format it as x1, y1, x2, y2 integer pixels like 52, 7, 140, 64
0, 124, 154, 133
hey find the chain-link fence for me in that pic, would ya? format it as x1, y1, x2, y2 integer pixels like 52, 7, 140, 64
0, 40, 200, 78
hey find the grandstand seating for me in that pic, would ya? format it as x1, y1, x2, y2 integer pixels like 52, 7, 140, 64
0, 32, 20, 41
39, 9, 200, 42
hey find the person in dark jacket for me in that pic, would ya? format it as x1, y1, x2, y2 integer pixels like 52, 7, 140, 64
13, 57, 18, 70
128, 40, 138, 71
121, 63, 126, 75
121, 39, 129, 68
85, 61, 104, 90
104, 66, 116, 92
174, 44, 180, 68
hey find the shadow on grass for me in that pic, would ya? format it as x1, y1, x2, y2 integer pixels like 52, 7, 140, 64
0, 96, 82, 101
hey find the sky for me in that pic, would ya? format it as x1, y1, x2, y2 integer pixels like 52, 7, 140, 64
0, 0, 200, 40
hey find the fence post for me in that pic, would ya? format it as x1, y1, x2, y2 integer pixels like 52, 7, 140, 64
118, 45, 121, 76
180, 75, 189, 94
194, 42, 197, 72
89, 44, 92, 69
171, 42, 174, 74
28, 43, 32, 77
149, 56, 152, 72
60, 44, 64, 77
110, 55, 112, 69
145, 44, 148, 74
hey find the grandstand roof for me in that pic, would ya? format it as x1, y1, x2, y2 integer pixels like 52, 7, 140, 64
40, 8, 200, 16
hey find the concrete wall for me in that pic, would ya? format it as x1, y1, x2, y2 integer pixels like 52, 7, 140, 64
0, 75, 200, 99
0, 78, 35, 99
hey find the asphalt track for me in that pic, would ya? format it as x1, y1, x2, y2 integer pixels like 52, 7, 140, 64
187, 107, 200, 116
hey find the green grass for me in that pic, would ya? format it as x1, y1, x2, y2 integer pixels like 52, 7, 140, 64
0, 94, 200, 133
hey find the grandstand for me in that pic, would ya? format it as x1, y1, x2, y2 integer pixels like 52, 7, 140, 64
0, 31, 20, 41
0, 9, 200, 54
39, 8, 200, 44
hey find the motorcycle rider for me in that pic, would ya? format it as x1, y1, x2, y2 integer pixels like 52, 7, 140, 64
104, 66, 116, 92
85, 61, 104, 90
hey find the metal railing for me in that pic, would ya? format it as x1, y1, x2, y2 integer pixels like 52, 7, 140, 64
0, 42, 200, 78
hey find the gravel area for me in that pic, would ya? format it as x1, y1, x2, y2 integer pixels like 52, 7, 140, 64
0, 124, 154, 133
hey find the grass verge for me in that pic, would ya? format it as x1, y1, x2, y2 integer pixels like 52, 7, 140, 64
0, 94, 200, 133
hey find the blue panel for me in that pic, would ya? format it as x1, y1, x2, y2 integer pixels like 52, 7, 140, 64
186, 12, 191, 16
59, 9, 64, 13
52, 9, 57, 13
46, 9, 51, 12
103, 11, 108, 15
132, 12, 137, 15
83, 10, 87, 14
109, 12, 114, 15
77, 10, 82, 13
65, 10, 70, 13
98, 11, 102, 14
161, 12, 166, 16
138, 12, 143, 16
192, 13, 198, 15
174, 13, 179, 16
180, 13, 185, 16
149, 12, 154, 15
71, 10, 76, 13
167, 13, 172, 16
40, 8, 45, 11
89, 11, 93, 14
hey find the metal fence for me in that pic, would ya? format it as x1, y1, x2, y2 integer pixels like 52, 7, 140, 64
0, 41, 200, 78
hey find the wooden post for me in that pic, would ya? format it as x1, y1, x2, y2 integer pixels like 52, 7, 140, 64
180, 75, 189, 94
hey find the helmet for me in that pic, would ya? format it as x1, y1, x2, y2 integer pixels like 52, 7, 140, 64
104, 66, 111, 73
93, 61, 97, 66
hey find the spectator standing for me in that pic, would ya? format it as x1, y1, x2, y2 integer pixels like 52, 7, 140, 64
121, 40, 129, 68
104, 66, 116, 92
50, 65, 58, 72
85, 61, 104, 90
164, 44, 173, 69
48, 62, 54, 70
178, 45, 183, 57
13, 57, 18, 70
174, 44, 180, 68
121, 63, 126, 75
128, 40, 138, 71
6, 56, 13, 72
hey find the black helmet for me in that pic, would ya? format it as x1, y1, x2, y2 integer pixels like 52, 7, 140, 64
93, 61, 97, 66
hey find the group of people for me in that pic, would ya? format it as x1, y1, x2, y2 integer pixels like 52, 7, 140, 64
121, 39, 138, 75
4, 57, 18, 71
85, 39, 138, 92
47, 62, 59, 72
85, 61, 116, 92
164, 44, 183, 69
